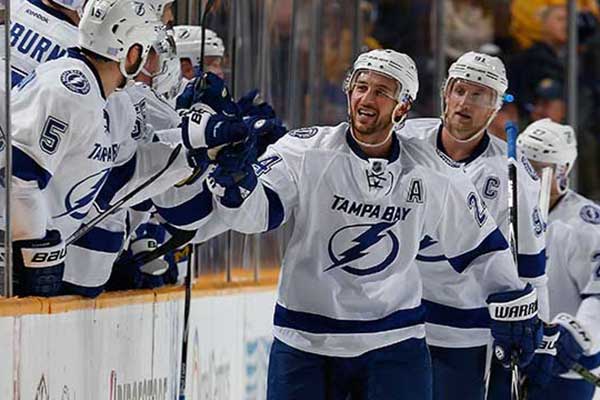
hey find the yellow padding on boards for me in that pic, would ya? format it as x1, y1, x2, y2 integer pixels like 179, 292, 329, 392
0, 267, 279, 317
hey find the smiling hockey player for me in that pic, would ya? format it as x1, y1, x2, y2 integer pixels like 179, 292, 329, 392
203, 49, 541, 399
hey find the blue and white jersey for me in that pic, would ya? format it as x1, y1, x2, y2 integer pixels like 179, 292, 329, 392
3, 0, 76, 86
401, 118, 546, 348
214, 122, 524, 357
546, 190, 600, 379
11, 51, 116, 241
62, 84, 192, 289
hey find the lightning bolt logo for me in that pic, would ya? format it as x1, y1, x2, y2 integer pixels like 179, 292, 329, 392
327, 221, 400, 276
54, 169, 110, 220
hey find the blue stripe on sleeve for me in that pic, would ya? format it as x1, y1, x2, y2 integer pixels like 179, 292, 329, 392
154, 182, 213, 227
131, 199, 154, 212
274, 303, 425, 334
94, 154, 137, 210
423, 299, 491, 329
447, 228, 509, 273
72, 226, 124, 253
416, 254, 447, 262
516, 249, 546, 278
12, 147, 53, 189
579, 353, 600, 370
263, 185, 285, 231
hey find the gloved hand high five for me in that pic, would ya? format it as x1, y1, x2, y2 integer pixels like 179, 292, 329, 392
207, 141, 258, 208
487, 284, 543, 368
237, 89, 276, 119
243, 116, 287, 156
176, 72, 239, 117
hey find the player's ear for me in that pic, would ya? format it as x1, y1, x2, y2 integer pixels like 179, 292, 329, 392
124, 44, 143, 76
393, 101, 411, 123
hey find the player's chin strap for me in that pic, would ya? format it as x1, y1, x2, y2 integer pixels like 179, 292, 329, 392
349, 102, 407, 149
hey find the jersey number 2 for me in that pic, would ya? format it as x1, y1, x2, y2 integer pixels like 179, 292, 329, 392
39, 116, 68, 155
467, 192, 487, 227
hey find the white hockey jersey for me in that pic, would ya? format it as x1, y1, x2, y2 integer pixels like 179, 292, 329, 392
546, 190, 600, 378
214, 122, 525, 357
4, 0, 76, 85
401, 118, 546, 348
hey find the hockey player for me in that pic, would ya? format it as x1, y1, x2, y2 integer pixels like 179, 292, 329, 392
401, 52, 547, 400
518, 119, 600, 400
205, 49, 541, 399
173, 25, 225, 80
10, 0, 247, 297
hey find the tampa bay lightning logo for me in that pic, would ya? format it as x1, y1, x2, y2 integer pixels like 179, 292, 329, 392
580, 205, 600, 225
54, 169, 110, 220
326, 221, 399, 276
60, 70, 90, 95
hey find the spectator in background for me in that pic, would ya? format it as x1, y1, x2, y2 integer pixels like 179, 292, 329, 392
507, 3, 567, 121
442, 0, 496, 62
528, 78, 566, 123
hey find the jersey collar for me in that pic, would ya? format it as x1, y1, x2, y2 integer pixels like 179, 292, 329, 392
28, 0, 77, 26
436, 125, 490, 165
345, 128, 401, 163
67, 48, 107, 100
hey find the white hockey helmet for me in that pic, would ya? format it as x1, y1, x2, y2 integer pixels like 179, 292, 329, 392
517, 118, 577, 170
173, 25, 226, 66
518, 118, 577, 194
344, 49, 419, 104
444, 51, 508, 110
52, 0, 86, 12
79, 0, 162, 79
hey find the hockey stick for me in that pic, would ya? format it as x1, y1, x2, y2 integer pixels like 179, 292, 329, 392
505, 120, 522, 400
572, 363, 600, 387
178, 3, 217, 399
66, 144, 183, 247
178, 242, 193, 400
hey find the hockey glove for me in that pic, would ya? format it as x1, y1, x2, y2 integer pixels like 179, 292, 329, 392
108, 238, 169, 290
524, 323, 561, 388
244, 116, 288, 156
176, 72, 239, 117
179, 110, 248, 151
207, 143, 258, 208
237, 89, 276, 119
487, 284, 543, 368
551, 313, 592, 375
13, 230, 66, 297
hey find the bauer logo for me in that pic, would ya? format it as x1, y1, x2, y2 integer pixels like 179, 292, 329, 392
60, 70, 90, 95
109, 370, 167, 400
326, 221, 400, 276
580, 205, 600, 225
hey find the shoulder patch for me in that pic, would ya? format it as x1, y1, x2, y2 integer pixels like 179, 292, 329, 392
520, 155, 539, 181
60, 70, 90, 95
288, 127, 318, 139
580, 204, 600, 225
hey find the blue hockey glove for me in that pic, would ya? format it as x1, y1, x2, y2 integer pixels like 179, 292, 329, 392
524, 323, 561, 388
13, 230, 66, 297
237, 89, 276, 119
243, 116, 287, 156
179, 110, 248, 151
487, 284, 543, 368
109, 238, 169, 290
176, 73, 239, 116
207, 142, 258, 208
551, 313, 592, 375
